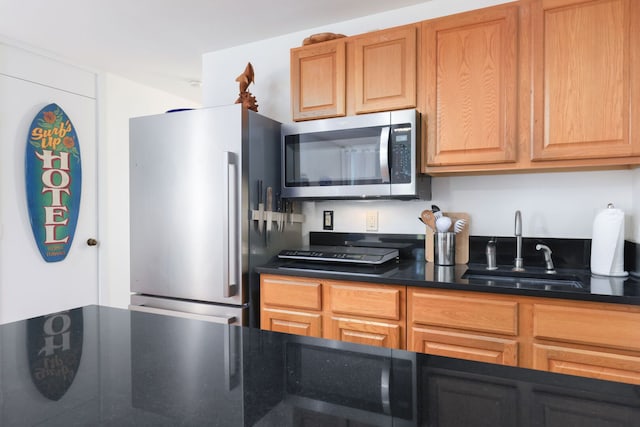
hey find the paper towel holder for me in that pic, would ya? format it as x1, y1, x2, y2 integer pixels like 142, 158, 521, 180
590, 202, 628, 277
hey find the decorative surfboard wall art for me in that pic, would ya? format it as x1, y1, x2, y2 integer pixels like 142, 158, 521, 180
25, 103, 82, 262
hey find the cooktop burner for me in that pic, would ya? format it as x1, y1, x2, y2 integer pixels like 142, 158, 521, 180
278, 245, 399, 265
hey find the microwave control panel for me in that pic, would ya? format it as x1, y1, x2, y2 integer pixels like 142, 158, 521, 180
390, 124, 412, 183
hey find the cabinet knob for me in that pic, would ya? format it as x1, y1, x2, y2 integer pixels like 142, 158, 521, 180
86, 238, 98, 246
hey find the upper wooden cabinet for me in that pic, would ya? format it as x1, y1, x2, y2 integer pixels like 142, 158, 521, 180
352, 26, 417, 114
290, 39, 346, 121
290, 25, 417, 121
530, 0, 640, 161
422, 5, 519, 167
420, 0, 640, 174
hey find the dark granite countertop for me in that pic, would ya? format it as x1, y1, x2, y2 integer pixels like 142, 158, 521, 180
2, 305, 639, 426
257, 258, 640, 305
256, 232, 640, 305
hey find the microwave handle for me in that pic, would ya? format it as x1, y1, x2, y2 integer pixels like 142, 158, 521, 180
379, 126, 391, 183
380, 363, 391, 415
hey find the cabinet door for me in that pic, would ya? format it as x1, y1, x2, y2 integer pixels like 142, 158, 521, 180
531, 0, 640, 161
411, 326, 518, 366
261, 308, 322, 338
422, 5, 518, 167
291, 40, 346, 121
328, 316, 401, 349
352, 25, 417, 114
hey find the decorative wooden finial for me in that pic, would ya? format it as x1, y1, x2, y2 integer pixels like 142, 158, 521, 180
235, 62, 258, 112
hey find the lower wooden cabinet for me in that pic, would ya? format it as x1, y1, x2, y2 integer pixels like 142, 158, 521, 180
409, 287, 640, 384
531, 302, 640, 384
408, 289, 520, 366
260, 274, 405, 349
261, 274, 640, 384
260, 275, 323, 338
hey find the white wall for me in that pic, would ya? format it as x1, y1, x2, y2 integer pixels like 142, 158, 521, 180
0, 42, 100, 323
0, 41, 199, 316
97, 74, 199, 309
202, 0, 638, 243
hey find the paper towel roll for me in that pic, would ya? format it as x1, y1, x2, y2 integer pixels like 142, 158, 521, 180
590, 205, 628, 277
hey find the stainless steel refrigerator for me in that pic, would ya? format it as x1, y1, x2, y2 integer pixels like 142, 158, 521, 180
129, 104, 301, 327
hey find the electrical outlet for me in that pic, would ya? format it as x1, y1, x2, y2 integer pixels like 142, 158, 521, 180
366, 211, 378, 232
323, 210, 334, 230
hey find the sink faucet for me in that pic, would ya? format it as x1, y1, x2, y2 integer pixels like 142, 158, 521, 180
536, 244, 556, 273
512, 210, 524, 271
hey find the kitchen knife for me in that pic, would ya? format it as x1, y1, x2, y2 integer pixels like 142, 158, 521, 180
257, 180, 264, 235
266, 186, 273, 244
276, 193, 283, 231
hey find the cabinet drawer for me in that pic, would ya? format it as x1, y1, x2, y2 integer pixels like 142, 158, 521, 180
261, 276, 322, 311
329, 316, 402, 349
262, 308, 322, 338
410, 291, 518, 336
533, 343, 640, 385
326, 283, 403, 320
411, 326, 518, 366
533, 304, 640, 352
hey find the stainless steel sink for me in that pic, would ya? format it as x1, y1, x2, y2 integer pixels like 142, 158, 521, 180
462, 266, 585, 290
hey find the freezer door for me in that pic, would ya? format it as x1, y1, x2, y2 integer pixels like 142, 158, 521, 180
130, 105, 244, 305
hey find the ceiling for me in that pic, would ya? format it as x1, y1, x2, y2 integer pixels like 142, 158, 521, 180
0, 0, 429, 103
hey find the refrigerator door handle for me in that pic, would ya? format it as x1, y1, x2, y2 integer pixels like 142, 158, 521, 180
128, 304, 236, 324
222, 151, 238, 298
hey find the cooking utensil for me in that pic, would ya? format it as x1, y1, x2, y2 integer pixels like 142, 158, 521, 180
453, 218, 467, 234
435, 215, 452, 233
420, 210, 436, 231
431, 204, 443, 219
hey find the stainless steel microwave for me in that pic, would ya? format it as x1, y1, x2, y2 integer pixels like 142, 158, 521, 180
281, 109, 430, 200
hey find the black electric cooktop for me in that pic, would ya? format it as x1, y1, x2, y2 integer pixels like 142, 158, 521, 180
278, 245, 399, 265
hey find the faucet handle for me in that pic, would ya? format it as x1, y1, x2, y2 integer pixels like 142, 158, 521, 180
536, 244, 556, 273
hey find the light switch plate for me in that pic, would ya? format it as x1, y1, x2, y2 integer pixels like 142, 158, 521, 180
366, 211, 378, 231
